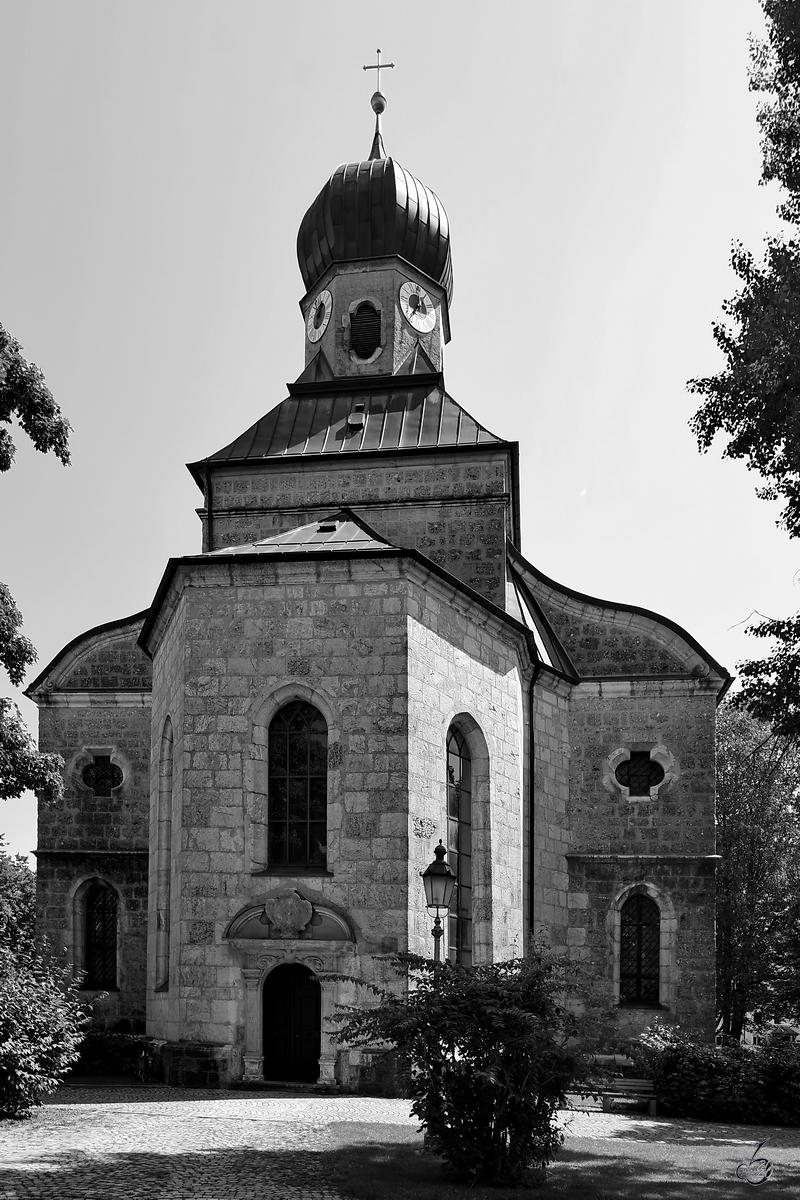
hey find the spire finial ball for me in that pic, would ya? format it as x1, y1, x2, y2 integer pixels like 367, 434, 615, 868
371, 90, 386, 115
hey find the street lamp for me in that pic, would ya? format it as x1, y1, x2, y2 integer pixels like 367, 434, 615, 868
421, 839, 456, 964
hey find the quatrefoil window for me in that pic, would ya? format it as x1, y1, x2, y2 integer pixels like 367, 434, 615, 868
82, 756, 123, 797
615, 751, 665, 797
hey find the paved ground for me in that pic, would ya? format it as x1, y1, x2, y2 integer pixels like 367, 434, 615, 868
0, 1086, 798, 1198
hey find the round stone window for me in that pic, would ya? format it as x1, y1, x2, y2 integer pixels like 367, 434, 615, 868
615, 751, 665, 797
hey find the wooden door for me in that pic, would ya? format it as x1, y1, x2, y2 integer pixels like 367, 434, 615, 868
262, 964, 321, 1082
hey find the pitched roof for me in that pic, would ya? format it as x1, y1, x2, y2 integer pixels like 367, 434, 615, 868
205, 511, 392, 557
190, 381, 502, 474
508, 542, 732, 694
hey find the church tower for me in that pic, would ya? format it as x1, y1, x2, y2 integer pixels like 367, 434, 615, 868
186, 83, 519, 611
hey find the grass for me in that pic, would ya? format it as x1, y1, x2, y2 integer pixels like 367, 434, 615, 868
324, 1122, 800, 1199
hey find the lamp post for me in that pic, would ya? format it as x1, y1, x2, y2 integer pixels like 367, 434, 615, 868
421, 840, 457, 964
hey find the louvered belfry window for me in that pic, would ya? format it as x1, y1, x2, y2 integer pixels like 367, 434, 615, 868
84, 883, 118, 989
619, 894, 660, 1004
446, 727, 473, 967
615, 751, 664, 796
268, 701, 328, 867
350, 302, 381, 359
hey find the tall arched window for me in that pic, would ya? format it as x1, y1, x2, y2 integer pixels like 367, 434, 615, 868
155, 717, 173, 989
268, 701, 328, 867
84, 882, 118, 989
446, 727, 472, 967
619, 894, 660, 1004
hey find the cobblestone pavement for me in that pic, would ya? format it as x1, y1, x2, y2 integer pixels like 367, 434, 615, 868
0, 1087, 798, 1198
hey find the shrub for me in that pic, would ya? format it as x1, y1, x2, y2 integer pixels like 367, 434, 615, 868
630, 1023, 800, 1125
75, 1031, 157, 1078
333, 950, 585, 1186
0, 946, 87, 1120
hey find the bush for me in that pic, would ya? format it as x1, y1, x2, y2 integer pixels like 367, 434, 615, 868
630, 1023, 800, 1125
333, 950, 585, 1186
75, 1031, 157, 1078
0, 946, 87, 1120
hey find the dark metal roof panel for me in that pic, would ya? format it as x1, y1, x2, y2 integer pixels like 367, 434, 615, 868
297, 157, 453, 304
201, 387, 502, 464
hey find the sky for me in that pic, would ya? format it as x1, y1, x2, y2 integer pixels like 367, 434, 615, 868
1, 0, 797, 861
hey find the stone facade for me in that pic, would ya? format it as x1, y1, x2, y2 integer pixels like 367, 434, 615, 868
27, 131, 731, 1084
200, 449, 514, 609
30, 617, 152, 1031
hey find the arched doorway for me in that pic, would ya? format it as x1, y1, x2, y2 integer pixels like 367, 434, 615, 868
262, 963, 321, 1082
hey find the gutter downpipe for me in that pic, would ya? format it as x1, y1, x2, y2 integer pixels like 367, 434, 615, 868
528, 654, 542, 948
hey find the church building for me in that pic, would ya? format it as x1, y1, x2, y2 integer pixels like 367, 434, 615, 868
26, 86, 731, 1088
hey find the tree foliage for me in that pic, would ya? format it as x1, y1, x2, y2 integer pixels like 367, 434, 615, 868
0, 323, 70, 473
715, 702, 800, 1038
0, 836, 36, 960
332, 951, 583, 1186
0, 322, 69, 804
0, 945, 87, 1120
689, 1, 800, 736
632, 1023, 800, 1126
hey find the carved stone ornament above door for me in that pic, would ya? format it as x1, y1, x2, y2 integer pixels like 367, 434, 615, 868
261, 890, 314, 937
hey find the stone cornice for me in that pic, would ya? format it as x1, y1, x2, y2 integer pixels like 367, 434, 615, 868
32, 691, 151, 709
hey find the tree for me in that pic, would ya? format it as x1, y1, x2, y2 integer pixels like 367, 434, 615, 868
0, 944, 87, 1120
333, 951, 583, 1186
0, 836, 35, 960
0, 321, 71, 804
715, 702, 800, 1038
689, 1, 800, 738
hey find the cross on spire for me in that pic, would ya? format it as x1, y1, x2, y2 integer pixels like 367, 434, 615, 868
363, 49, 395, 162
362, 48, 394, 93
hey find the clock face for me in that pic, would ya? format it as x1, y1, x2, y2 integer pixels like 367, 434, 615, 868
399, 281, 437, 334
307, 289, 332, 343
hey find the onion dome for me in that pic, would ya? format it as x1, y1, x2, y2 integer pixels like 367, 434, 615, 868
297, 148, 453, 305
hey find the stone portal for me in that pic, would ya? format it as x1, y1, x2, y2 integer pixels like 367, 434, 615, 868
262, 963, 321, 1082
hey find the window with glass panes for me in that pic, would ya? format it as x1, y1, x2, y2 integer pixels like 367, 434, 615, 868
619, 894, 660, 1004
84, 882, 118, 989
446, 727, 472, 966
268, 702, 328, 867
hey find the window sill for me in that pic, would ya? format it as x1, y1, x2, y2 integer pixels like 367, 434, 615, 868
617, 1002, 667, 1011
252, 867, 334, 878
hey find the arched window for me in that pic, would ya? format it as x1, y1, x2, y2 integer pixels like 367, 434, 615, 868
619, 894, 660, 1004
446, 727, 472, 967
155, 717, 173, 989
350, 302, 381, 359
268, 701, 328, 867
84, 882, 118, 989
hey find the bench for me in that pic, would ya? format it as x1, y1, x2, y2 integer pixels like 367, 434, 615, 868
601, 1078, 657, 1117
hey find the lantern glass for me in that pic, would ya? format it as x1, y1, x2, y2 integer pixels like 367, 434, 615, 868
421, 841, 456, 911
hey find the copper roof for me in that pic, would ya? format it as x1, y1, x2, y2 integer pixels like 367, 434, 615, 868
297, 157, 453, 304
199, 384, 501, 465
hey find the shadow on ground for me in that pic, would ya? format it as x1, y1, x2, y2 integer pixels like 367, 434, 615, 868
2, 1129, 798, 1200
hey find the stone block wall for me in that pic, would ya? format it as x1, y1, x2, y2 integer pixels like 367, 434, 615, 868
530, 677, 572, 954
406, 578, 529, 962
201, 450, 513, 607
298, 259, 445, 376
30, 617, 152, 1029
145, 555, 415, 1053
565, 679, 718, 1037
568, 681, 717, 858
36, 849, 148, 1031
